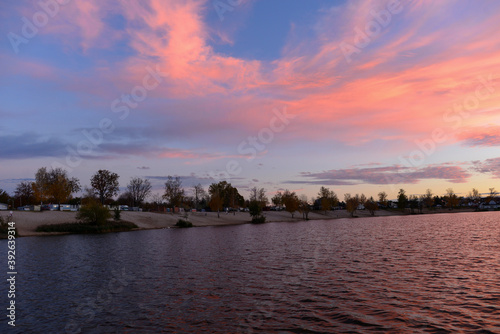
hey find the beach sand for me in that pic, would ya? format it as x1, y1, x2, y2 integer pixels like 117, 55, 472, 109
1, 208, 470, 237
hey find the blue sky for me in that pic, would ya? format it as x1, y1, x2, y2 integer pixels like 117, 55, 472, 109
1, 0, 500, 200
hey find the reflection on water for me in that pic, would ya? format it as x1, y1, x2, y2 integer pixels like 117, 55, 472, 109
2, 211, 500, 333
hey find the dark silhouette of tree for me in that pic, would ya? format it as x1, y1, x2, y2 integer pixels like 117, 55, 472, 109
193, 183, 206, 211
249, 187, 267, 208
81, 186, 98, 205
0, 189, 10, 205
127, 177, 152, 207
14, 181, 35, 207
272, 191, 283, 209
486, 187, 498, 203
117, 191, 133, 206
409, 195, 419, 214
317, 186, 339, 214
163, 176, 185, 208
365, 196, 378, 216
378, 191, 388, 207
298, 194, 311, 220
150, 193, 164, 212
359, 194, 367, 207
91, 169, 119, 204
282, 189, 299, 218
445, 188, 459, 210
344, 193, 360, 217
397, 189, 408, 212
467, 188, 481, 208
433, 195, 443, 207
208, 181, 244, 210
423, 189, 434, 210
248, 200, 262, 218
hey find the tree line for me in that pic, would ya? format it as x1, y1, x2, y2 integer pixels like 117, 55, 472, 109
1, 168, 498, 217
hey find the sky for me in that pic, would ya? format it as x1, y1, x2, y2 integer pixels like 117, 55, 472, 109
1, 0, 500, 201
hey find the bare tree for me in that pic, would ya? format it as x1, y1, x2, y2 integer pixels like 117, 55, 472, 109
150, 193, 164, 211
298, 194, 311, 220
445, 188, 459, 210
91, 170, 120, 204
487, 187, 498, 203
82, 186, 98, 204
409, 195, 419, 214
163, 176, 184, 208
359, 194, 367, 206
127, 177, 152, 207
14, 181, 35, 207
378, 191, 388, 207
467, 188, 481, 207
423, 189, 434, 210
193, 183, 206, 211
249, 187, 268, 209
419, 195, 426, 213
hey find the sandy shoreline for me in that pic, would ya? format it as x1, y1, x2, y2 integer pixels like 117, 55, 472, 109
0, 208, 477, 237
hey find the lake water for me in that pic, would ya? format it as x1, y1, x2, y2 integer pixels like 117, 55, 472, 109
1, 211, 500, 333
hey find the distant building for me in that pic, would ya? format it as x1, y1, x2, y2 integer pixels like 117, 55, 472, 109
0, 203, 8, 210
479, 200, 499, 210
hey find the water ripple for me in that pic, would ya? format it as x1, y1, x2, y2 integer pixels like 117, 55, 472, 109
1, 211, 499, 333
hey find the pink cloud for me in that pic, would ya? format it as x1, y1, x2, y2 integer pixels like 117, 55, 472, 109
116, 0, 264, 97
157, 149, 249, 162
472, 158, 500, 179
95, 141, 251, 163
292, 163, 472, 186
458, 126, 500, 147
7, 0, 500, 150
261, 0, 500, 145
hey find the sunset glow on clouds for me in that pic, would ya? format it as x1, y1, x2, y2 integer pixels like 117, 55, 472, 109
1, 0, 500, 199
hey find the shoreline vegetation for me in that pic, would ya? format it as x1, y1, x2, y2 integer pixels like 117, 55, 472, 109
0, 207, 494, 238
35, 220, 138, 234
3, 168, 498, 238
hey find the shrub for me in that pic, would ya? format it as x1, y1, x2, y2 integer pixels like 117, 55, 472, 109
248, 200, 262, 217
76, 200, 111, 225
175, 219, 193, 228
113, 208, 121, 221
36, 221, 138, 234
251, 215, 266, 224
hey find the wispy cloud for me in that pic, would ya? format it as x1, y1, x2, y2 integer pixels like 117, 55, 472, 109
0, 133, 67, 159
472, 157, 500, 178
2, 0, 500, 197
458, 126, 500, 147
290, 163, 472, 186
